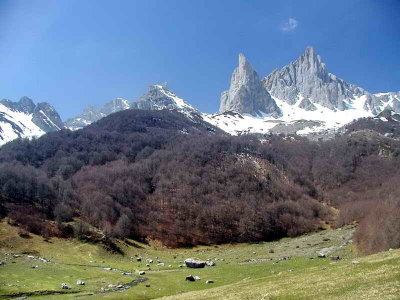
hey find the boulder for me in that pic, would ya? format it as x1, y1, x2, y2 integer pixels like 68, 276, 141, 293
184, 258, 206, 268
206, 261, 216, 267
61, 283, 70, 289
185, 275, 195, 281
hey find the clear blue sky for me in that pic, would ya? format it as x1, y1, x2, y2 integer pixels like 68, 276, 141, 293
1, 0, 399, 120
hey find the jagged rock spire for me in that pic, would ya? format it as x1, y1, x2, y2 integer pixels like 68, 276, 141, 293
219, 54, 281, 117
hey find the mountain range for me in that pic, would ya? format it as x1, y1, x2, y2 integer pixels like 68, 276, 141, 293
1, 46, 399, 145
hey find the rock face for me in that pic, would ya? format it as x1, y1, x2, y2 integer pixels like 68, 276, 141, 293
219, 54, 281, 117
65, 98, 130, 130
263, 46, 366, 110
0, 97, 64, 145
131, 84, 198, 113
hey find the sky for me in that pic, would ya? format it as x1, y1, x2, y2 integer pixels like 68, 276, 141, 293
0, 0, 399, 120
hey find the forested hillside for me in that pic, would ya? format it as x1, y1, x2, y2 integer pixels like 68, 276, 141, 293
1, 109, 399, 253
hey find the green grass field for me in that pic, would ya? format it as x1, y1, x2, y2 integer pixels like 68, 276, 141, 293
1, 222, 399, 299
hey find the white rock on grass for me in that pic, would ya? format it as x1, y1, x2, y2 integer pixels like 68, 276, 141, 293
61, 283, 70, 289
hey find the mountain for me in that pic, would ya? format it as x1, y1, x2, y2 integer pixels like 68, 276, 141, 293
2, 47, 399, 144
219, 54, 281, 117
263, 46, 367, 111
0, 97, 63, 146
65, 98, 130, 130
66, 85, 199, 131
131, 84, 199, 113
262, 46, 400, 115
208, 47, 400, 137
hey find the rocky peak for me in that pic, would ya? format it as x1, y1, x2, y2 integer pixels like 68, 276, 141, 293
219, 54, 281, 117
131, 84, 199, 113
102, 98, 130, 115
18, 96, 36, 114
263, 46, 365, 110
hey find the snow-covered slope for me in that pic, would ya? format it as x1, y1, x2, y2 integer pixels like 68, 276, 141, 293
0, 97, 63, 146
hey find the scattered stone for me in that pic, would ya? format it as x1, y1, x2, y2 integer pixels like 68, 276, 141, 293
0, 262, 5, 266
156, 263, 165, 267
206, 280, 214, 284
146, 264, 150, 267
139, 271, 146, 275
330, 256, 341, 261
137, 257, 142, 262
168, 265, 172, 267
206, 261, 216, 267
269, 249, 274, 253
185, 275, 195, 281
117, 285, 123, 289
352, 260, 360, 264
104, 267, 112, 271
184, 258, 206, 268
146, 259, 153, 263
252, 252, 256, 254
27, 255, 34, 259
39, 257, 48, 263
146, 284, 151, 287
194, 276, 201, 281
61, 283, 70, 289
31, 265, 39, 268
76, 280, 85, 285
323, 238, 330, 241
108, 284, 116, 288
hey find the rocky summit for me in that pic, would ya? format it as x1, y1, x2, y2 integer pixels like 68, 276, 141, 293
219, 54, 281, 117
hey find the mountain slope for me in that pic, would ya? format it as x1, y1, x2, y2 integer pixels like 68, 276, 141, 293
0, 97, 63, 146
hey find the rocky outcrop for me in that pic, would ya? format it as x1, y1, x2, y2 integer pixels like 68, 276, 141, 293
219, 54, 281, 117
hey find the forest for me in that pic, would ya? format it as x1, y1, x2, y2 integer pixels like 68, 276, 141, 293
1, 109, 399, 253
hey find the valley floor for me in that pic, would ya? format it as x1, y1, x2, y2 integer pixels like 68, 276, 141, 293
0, 222, 399, 299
